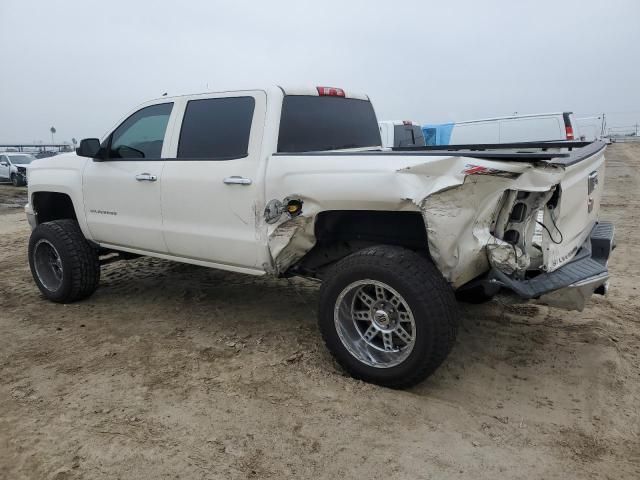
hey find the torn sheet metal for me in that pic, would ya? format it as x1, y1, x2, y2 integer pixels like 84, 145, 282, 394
486, 242, 530, 276
268, 215, 316, 273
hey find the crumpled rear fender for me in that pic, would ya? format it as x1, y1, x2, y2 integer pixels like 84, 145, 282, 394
263, 154, 564, 283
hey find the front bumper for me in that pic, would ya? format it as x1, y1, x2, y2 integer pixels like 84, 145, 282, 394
25, 203, 37, 230
487, 221, 615, 311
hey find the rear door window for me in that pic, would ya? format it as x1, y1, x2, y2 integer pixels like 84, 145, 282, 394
177, 97, 255, 160
278, 96, 381, 153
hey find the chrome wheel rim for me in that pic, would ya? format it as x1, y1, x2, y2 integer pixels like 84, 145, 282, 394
33, 239, 63, 292
334, 280, 417, 368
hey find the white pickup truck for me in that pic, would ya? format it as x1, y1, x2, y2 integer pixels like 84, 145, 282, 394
25, 86, 614, 388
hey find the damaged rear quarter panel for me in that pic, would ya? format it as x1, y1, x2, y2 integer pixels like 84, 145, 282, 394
263, 153, 564, 283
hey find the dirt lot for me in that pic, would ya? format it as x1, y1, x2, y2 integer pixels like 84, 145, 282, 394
1, 145, 639, 480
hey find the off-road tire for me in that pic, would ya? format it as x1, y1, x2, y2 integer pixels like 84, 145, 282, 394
318, 245, 459, 389
28, 219, 100, 303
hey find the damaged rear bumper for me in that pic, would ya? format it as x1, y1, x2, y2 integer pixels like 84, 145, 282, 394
480, 221, 615, 311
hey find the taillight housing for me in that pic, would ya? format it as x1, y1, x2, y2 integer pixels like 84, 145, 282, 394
316, 86, 345, 97
565, 126, 574, 140
563, 112, 574, 140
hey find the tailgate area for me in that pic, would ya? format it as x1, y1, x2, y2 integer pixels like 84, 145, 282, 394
489, 221, 614, 310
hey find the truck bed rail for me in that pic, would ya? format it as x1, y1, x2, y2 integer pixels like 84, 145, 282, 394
392, 140, 592, 152
274, 141, 606, 163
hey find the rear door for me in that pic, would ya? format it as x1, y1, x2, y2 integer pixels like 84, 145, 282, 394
83, 102, 175, 253
160, 91, 266, 270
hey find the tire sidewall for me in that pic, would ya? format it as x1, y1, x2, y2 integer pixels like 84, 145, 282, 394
29, 224, 75, 302
11, 174, 18, 187
319, 259, 438, 385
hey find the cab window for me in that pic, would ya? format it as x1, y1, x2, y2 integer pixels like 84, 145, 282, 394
109, 103, 173, 159
177, 97, 255, 160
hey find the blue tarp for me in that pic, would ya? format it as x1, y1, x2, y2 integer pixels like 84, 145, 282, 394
422, 123, 454, 146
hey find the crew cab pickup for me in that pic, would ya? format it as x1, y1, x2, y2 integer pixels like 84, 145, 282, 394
25, 86, 614, 388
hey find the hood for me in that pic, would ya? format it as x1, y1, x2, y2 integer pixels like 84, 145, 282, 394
27, 152, 85, 171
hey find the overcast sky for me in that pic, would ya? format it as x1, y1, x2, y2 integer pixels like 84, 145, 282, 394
1, 0, 639, 143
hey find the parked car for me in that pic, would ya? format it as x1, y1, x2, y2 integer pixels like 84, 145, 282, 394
0, 152, 35, 186
423, 112, 580, 146
379, 120, 426, 148
24, 87, 613, 388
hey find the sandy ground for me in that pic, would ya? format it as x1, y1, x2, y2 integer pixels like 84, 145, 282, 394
1, 145, 639, 480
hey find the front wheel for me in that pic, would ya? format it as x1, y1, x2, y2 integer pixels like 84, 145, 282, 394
318, 245, 459, 389
11, 173, 25, 186
28, 219, 100, 303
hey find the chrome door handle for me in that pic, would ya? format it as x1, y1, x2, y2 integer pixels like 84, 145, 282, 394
223, 176, 252, 185
135, 173, 157, 182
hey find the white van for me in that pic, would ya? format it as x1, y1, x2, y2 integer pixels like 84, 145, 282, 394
575, 116, 605, 141
379, 120, 426, 148
425, 112, 580, 146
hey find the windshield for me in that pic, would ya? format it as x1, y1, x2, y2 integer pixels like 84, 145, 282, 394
277, 95, 381, 153
9, 155, 35, 164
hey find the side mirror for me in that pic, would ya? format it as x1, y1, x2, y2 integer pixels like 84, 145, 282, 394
76, 138, 104, 159
0, 161, 8, 167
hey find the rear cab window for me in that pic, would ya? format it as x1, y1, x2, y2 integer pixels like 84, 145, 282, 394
277, 95, 381, 153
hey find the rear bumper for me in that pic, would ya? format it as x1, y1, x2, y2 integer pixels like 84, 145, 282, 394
485, 221, 615, 311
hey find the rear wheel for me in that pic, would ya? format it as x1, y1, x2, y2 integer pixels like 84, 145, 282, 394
318, 245, 459, 388
28, 220, 100, 303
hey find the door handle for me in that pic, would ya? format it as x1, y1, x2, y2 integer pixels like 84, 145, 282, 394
135, 173, 157, 182
223, 176, 252, 185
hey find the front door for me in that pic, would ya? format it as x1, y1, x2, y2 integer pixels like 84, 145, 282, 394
83, 102, 175, 253
161, 92, 266, 270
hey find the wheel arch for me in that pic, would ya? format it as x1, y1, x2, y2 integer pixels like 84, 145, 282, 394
29, 189, 93, 242
31, 191, 78, 224
286, 209, 431, 277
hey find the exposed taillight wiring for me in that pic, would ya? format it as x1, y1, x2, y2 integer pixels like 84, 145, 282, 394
536, 210, 564, 245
